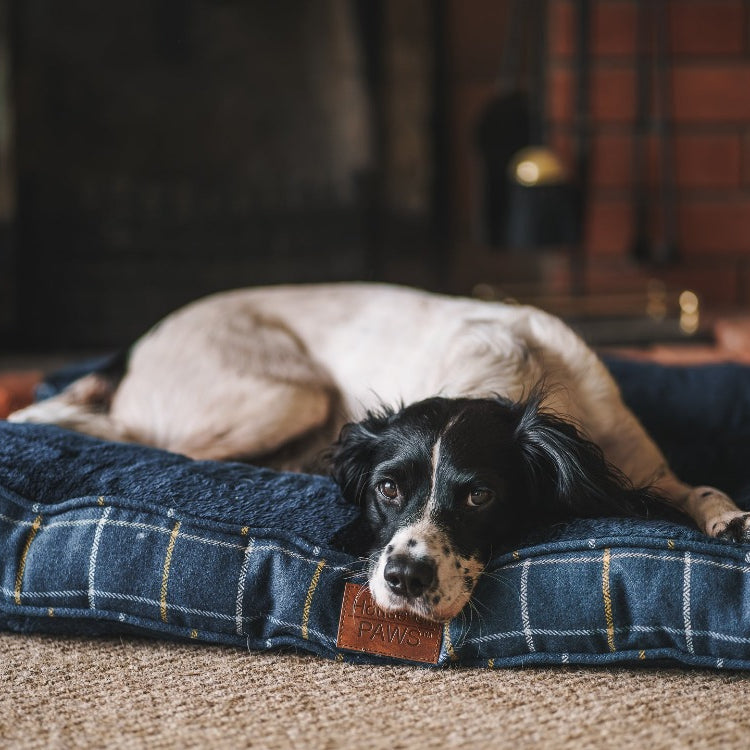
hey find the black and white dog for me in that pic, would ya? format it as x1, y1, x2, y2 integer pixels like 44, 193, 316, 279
330, 394, 662, 622
9, 283, 750, 621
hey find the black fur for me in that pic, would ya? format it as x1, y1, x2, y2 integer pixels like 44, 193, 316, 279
330, 394, 663, 552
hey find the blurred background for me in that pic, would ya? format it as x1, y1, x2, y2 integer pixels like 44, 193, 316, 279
1, 0, 750, 351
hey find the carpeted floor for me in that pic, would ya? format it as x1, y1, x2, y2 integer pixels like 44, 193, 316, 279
1, 631, 749, 749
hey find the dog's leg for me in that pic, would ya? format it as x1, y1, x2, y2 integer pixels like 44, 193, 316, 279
517, 309, 750, 541
574, 374, 750, 541
105, 306, 336, 465
8, 372, 130, 442
9, 369, 332, 466
9, 307, 336, 468
163, 375, 333, 463
579, 383, 750, 541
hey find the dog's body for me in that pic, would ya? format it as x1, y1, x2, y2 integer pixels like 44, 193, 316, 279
10, 283, 750, 620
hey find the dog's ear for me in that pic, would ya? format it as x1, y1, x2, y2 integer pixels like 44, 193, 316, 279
329, 408, 394, 506
512, 396, 654, 519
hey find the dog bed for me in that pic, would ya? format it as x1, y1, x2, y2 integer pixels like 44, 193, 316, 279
2, 358, 750, 669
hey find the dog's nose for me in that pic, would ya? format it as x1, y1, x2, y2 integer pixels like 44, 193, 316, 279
383, 555, 436, 598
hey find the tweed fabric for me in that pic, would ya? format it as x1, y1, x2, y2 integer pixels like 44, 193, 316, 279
2, 421, 750, 669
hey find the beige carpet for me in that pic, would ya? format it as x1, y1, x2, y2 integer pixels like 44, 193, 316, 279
1, 632, 749, 749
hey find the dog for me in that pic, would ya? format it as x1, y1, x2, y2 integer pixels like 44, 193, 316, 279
9, 283, 750, 622
329, 394, 664, 622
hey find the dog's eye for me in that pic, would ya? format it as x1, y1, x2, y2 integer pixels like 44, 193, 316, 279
467, 488, 494, 508
376, 480, 400, 503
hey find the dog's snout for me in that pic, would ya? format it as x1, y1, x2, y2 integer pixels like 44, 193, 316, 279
383, 554, 436, 598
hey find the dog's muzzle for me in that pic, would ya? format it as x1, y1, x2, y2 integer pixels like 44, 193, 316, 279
368, 521, 484, 621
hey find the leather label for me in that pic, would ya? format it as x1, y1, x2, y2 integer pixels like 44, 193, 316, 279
336, 583, 443, 664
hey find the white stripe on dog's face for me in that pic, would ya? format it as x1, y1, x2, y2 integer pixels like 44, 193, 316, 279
368, 432, 484, 622
427, 437, 442, 509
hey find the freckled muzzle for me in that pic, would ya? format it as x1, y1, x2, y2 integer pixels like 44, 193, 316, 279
368, 523, 484, 622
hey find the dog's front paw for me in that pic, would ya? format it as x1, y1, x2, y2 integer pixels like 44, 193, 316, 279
687, 486, 750, 543
712, 512, 750, 543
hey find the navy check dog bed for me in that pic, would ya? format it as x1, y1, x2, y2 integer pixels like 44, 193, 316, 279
2, 358, 750, 668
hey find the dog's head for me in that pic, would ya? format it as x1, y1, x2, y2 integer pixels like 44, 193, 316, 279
331, 395, 652, 622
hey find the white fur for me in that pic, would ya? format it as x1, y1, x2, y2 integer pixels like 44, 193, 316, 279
9, 282, 748, 541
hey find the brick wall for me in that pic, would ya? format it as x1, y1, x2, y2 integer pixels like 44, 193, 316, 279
448, 0, 750, 309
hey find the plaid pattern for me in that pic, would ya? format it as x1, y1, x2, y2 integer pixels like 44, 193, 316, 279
2, 422, 750, 669
1, 497, 356, 658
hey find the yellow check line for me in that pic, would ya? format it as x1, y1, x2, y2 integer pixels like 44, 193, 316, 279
15, 515, 43, 605
301, 559, 326, 640
602, 548, 616, 652
160, 521, 181, 623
